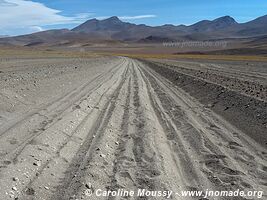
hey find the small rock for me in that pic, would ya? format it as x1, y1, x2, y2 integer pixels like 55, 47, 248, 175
224, 106, 229, 111
100, 154, 106, 158
44, 186, 49, 190
75, 105, 81, 109
231, 181, 237, 185
33, 160, 42, 167
12, 187, 17, 191
12, 177, 19, 182
207, 103, 213, 108
115, 142, 119, 145
85, 182, 92, 189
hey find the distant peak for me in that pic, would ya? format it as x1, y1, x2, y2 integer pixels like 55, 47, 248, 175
110, 16, 119, 19
90, 18, 98, 21
82, 18, 98, 24
219, 15, 232, 19
249, 14, 267, 23
104, 16, 121, 22
161, 24, 175, 27
214, 16, 237, 24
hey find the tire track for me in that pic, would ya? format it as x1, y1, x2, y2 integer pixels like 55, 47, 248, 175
130, 63, 161, 194
20, 62, 127, 199
0, 59, 126, 164
52, 61, 130, 200
0, 59, 119, 137
107, 64, 133, 200
137, 59, 267, 198
106, 59, 175, 200
0, 57, 124, 139
0, 58, 128, 199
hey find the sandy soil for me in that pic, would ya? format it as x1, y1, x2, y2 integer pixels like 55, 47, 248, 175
0, 57, 266, 200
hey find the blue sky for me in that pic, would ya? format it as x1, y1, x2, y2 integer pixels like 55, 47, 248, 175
1, 0, 267, 36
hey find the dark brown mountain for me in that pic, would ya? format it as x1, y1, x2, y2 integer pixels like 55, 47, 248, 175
187, 16, 238, 32
1, 15, 267, 47
72, 16, 183, 41
71, 15, 267, 40
72, 16, 135, 32
235, 15, 267, 36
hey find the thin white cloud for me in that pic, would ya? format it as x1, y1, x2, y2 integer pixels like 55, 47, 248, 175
30, 26, 44, 32
119, 15, 157, 20
0, 0, 92, 35
96, 15, 157, 20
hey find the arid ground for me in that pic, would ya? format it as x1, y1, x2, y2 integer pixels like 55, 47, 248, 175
0, 52, 266, 200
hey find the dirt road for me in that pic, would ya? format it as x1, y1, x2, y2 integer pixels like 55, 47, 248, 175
0, 57, 266, 200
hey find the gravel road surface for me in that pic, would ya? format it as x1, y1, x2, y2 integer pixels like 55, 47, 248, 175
0, 57, 266, 200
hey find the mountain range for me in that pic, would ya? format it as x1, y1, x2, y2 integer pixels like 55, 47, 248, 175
1, 15, 267, 47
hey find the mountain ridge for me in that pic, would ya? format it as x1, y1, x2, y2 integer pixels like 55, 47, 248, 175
1, 15, 267, 46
